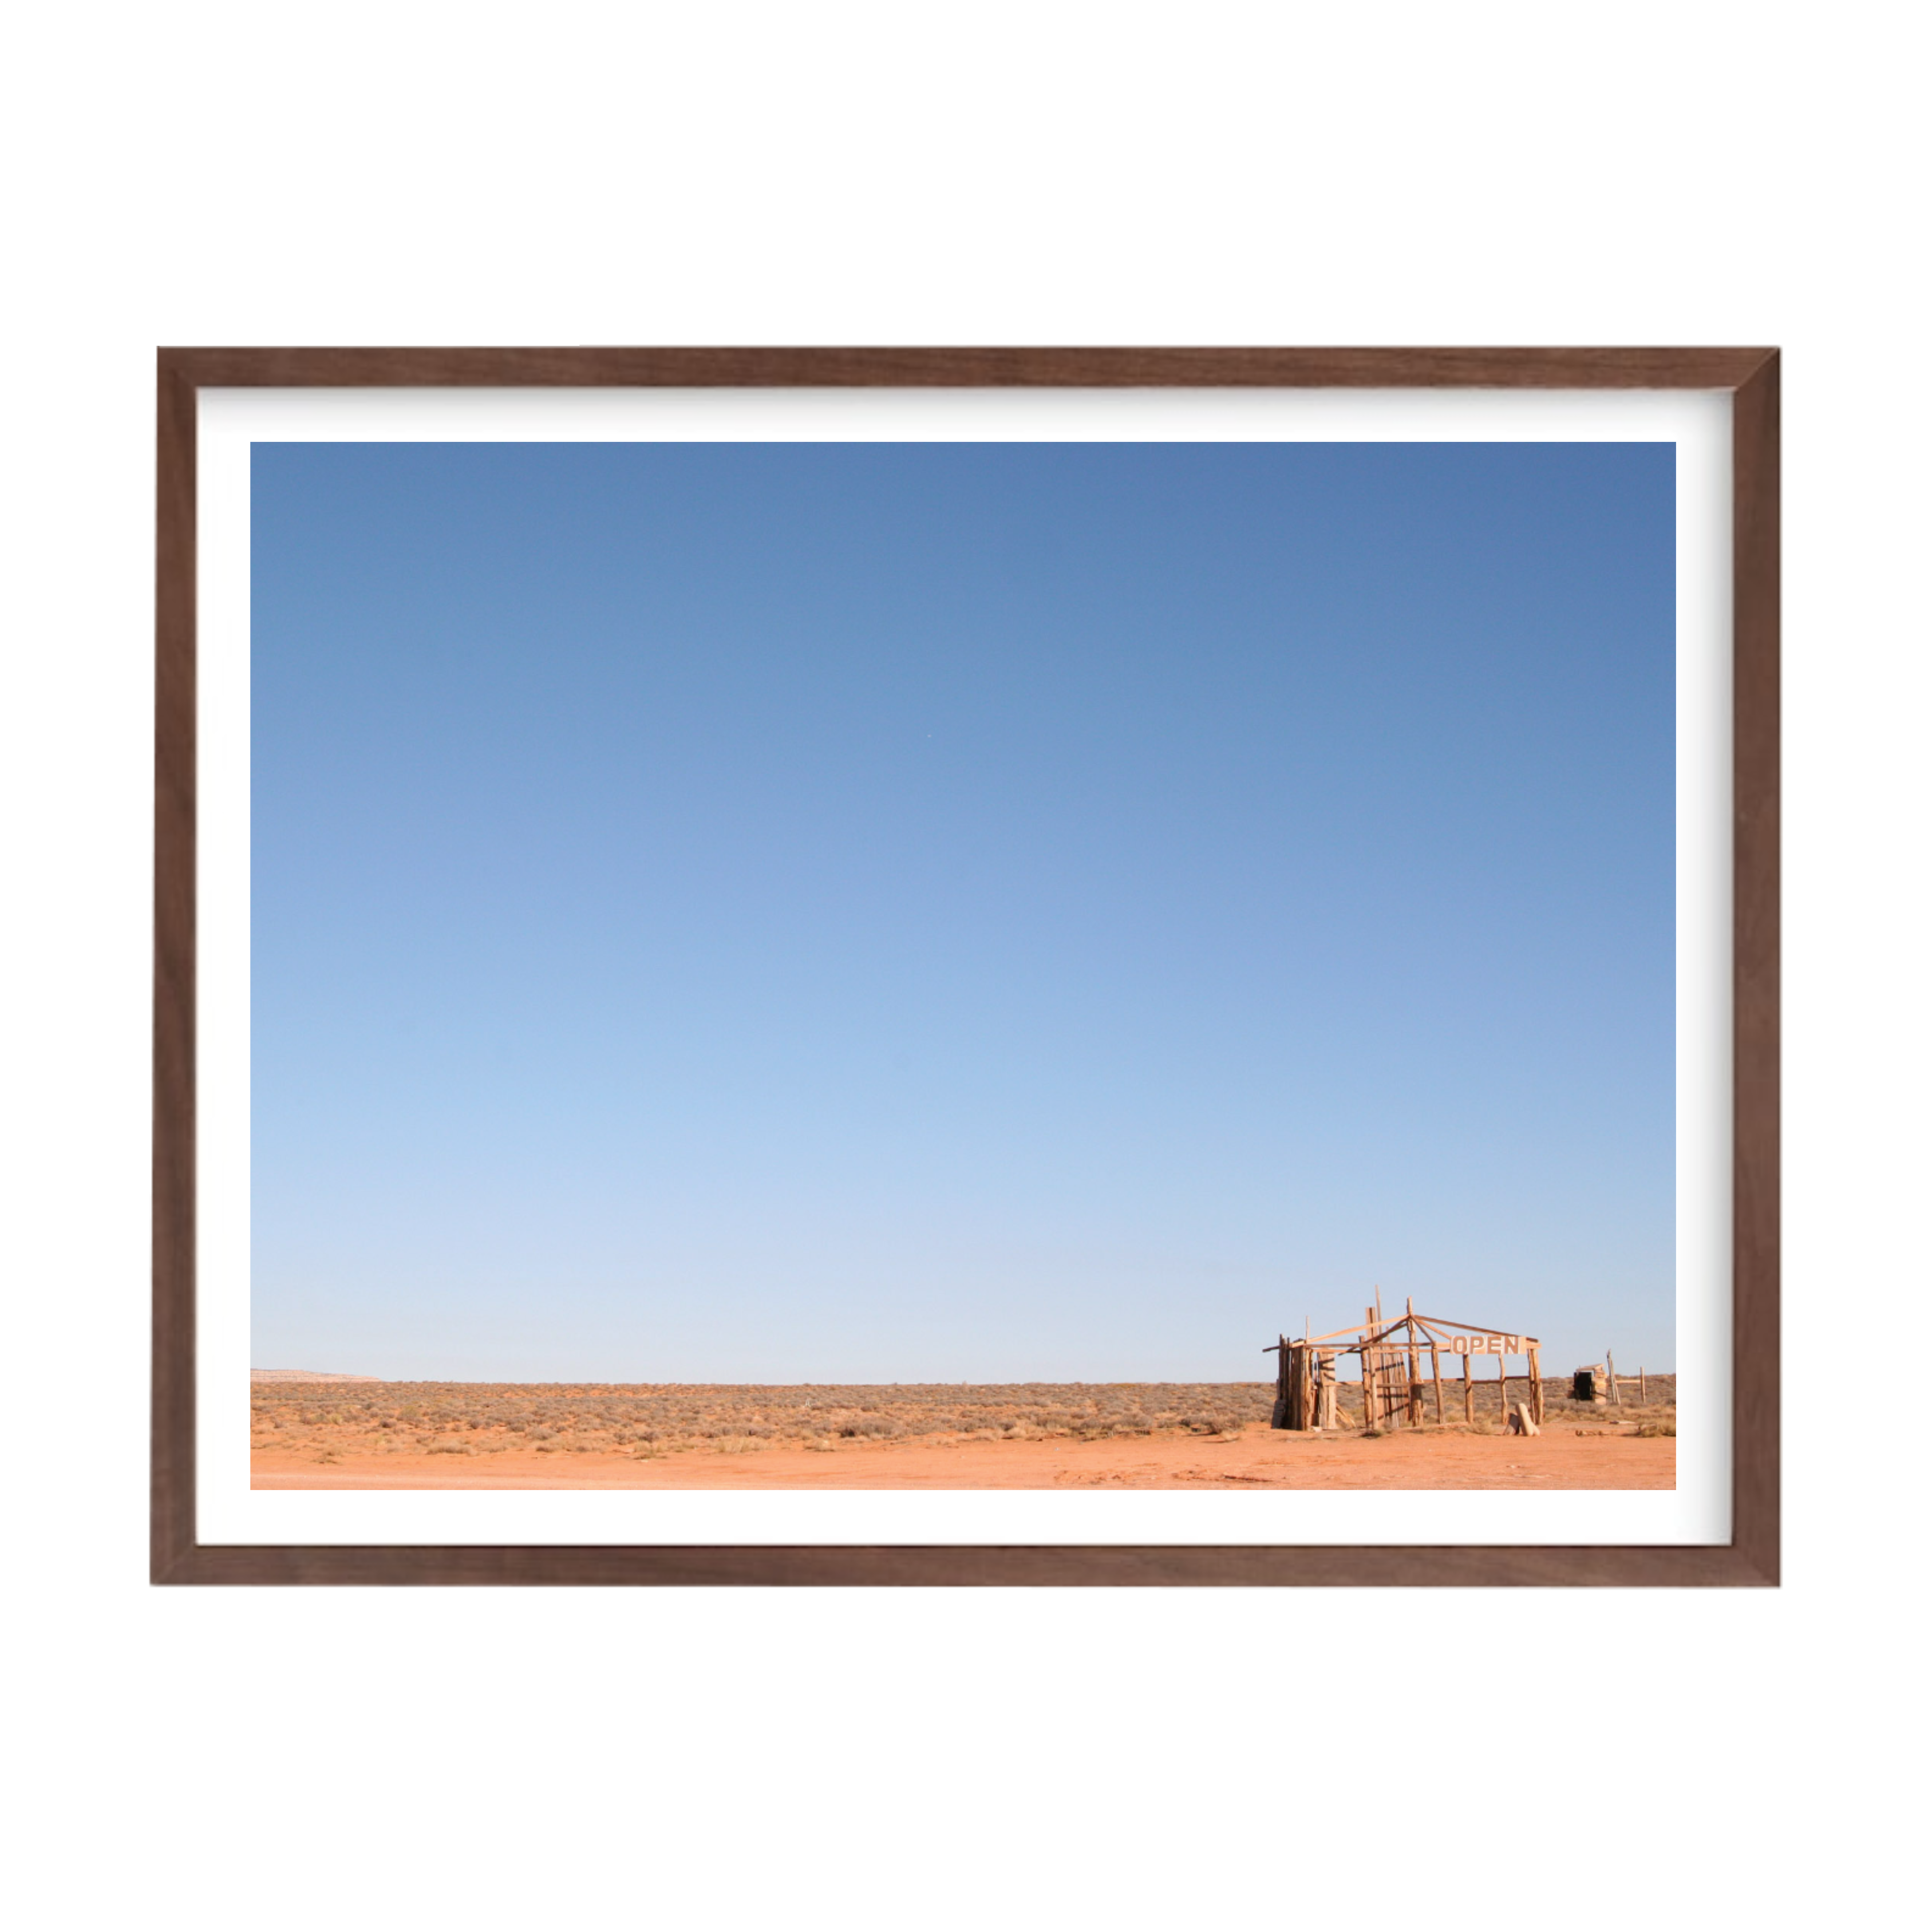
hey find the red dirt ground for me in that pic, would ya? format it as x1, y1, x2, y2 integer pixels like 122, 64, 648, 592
253, 1424, 1672, 1490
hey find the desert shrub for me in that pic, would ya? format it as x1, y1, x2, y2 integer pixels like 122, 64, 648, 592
255, 1377, 1293, 1462
836, 1417, 898, 1438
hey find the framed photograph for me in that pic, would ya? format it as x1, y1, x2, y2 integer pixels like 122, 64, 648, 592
153, 347, 1777, 1585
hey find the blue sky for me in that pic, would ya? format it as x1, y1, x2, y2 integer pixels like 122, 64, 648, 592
251, 440, 1675, 1382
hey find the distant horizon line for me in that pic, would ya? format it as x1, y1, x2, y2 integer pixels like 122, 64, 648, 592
250, 1366, 1678, 1385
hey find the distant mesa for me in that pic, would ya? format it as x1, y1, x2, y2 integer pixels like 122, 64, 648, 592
251, 1368, 384, 1383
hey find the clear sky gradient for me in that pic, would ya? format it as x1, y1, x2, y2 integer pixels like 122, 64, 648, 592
251, 440, 1676, 1382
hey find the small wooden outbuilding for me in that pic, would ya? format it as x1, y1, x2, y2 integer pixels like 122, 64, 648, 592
1571, 1353, 1623, 1405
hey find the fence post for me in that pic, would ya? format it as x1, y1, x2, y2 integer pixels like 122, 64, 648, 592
1363, 1309, 1377, 1428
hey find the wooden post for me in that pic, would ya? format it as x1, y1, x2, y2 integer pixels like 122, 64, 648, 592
1368, 1349, 1381, 1429
1498, 1350, 1508, 1427
1607, 1348, 1621, 1406
1462, 1351, 1473, 1423
1431, 1343, 1444, 1423
1639, 1366, 1647, 1403
1529, 1345, 1544, 1426
1404, 1301, 1422, 1426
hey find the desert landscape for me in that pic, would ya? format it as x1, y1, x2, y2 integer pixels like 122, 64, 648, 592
250, 1374, 1675, 1489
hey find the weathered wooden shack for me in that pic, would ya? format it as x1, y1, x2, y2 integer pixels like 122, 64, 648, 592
1571, 1352, 1624, 1405
1268, 1295, 1544, 1434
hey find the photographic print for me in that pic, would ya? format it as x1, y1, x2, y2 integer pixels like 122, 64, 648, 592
154, 349, 1777, 1584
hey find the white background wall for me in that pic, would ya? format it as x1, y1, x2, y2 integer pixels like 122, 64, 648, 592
2, 5, 1922, 1926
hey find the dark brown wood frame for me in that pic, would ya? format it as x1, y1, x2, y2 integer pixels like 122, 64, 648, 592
154, 347, 1778, 1585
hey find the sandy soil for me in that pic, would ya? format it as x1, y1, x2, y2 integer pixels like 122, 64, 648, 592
253, 1423, 1672, 1490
